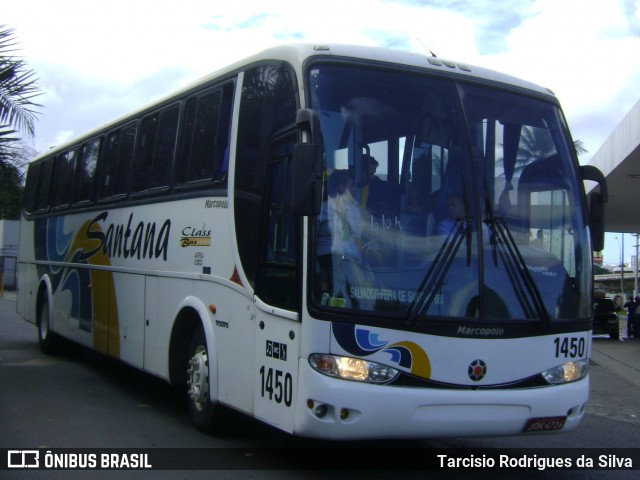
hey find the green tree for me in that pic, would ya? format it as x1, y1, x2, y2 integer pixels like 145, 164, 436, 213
0, 25, 41, 141
0, 141, 35, 218
0, 25, 42, 218
593, 264, 612, 275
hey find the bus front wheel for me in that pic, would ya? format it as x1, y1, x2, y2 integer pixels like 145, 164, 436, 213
186, 326, 225, 433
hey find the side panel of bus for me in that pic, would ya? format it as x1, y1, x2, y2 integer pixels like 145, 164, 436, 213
18, 55, 308, 433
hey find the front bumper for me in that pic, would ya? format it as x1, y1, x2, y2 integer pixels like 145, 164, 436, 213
292, 360, 589, 440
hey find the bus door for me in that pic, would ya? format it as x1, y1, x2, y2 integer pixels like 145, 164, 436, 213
253, 135, 300, 431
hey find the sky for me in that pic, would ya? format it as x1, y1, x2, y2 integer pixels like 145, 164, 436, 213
5, 0, 640, 265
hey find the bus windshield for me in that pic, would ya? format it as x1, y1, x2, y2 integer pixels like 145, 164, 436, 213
309, 64, 591, 324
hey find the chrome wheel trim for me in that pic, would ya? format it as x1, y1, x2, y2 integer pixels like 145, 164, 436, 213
187, 345, 209, 411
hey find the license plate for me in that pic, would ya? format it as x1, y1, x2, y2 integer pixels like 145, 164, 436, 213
523, 416, 567, 432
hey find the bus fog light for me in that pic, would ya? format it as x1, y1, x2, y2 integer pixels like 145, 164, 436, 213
542, 359, 589, 384
315, 404, 328, 418
340, 408, 349, 420
309, 354, 399, 384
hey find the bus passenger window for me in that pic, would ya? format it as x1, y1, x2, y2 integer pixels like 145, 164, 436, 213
177, 87, 226, 185
101, 123, 136, 199
76, 138, 101, 203
23, 162, 42, 213
33, 159, 54, 212
134, 104, 179, 192
153, 106, 179, 187
52, 149, 78, 208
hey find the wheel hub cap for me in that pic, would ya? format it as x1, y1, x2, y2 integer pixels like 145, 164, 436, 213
187, 346, 209, 410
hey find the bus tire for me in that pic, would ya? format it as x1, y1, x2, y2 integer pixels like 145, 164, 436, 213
37, 297, 59, 355
186, 325, 226, 433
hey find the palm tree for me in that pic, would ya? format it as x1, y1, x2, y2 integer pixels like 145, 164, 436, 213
518, 127, 589, 163
574, 139, 588, 158
0, 25, 42, 219
0, 25, 42, 147
518, 125, 556, 162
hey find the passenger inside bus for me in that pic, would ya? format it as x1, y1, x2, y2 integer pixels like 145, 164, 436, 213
360, 151, 398, 217
327, 169, 361, 263
437, 193, 465, 236
317, 169, 364, 306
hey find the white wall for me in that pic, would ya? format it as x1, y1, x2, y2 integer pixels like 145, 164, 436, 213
0, 220, 20, 289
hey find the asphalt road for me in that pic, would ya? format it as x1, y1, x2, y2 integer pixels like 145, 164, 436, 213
1, 291, 639, 479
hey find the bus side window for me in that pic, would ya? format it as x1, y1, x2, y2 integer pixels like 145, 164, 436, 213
235, 64, 297, 288
51, 148, 78, 208
101, 122, 136, 199
256, 138, 299, 311
76, 137, 101, 203
134, 104, 180, 192
177, 84, 232, 186
33, 158, 55, 212
23, 162, 41, 213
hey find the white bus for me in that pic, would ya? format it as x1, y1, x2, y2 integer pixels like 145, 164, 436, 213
17, 44, 607, 439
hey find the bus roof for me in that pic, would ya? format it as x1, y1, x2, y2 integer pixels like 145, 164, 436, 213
32, 43, 556, 162
235, 43, 555, 96
169, 43, 557, 107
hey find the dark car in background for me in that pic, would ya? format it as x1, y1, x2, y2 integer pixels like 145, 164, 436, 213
593, 298, 620, 340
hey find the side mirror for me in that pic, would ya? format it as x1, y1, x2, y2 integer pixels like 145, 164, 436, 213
588, 191, 605, 252
580, 165, 607, 252
291, 109, 323, 216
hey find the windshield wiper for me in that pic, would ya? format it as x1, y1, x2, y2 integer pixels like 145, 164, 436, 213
405, 218, 468, 327
483, 189, 550, 326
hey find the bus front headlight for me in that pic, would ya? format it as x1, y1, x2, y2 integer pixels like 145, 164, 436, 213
541, 359, 589, 384
309, 354, 399, 384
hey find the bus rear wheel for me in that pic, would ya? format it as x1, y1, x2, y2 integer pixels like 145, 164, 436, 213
186, 326, 226, 433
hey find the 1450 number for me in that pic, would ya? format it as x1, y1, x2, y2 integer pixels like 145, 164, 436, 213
259, 366, 293, 407
553, 337, 586, 358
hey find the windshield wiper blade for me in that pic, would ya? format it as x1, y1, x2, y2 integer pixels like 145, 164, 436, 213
491, 217, 550, 326
405, 219, 468, 327
483, 176, 549, 325
483, 178, 499, 268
